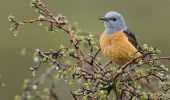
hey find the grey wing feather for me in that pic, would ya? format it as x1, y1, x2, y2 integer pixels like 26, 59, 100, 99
123, 29, 143, 53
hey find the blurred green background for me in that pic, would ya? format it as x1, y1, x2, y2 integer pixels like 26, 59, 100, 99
0, 0, 170, 99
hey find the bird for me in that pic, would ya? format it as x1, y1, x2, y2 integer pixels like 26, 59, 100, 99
99, 11, 156, 92
100, 11, 142, 66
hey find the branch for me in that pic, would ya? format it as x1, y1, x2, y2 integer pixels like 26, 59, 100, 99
9, 0, 170, 100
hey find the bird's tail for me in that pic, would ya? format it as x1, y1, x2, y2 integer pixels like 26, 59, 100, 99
129, 63, 160, 93
137, 78, 157, 93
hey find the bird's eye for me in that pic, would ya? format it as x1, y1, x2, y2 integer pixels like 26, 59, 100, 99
111, 18, 116, 21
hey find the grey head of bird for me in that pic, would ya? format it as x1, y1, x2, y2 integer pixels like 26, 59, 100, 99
100, 11, 127, 34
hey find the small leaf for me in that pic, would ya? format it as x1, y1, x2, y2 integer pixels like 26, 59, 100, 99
38, 15, 45, 19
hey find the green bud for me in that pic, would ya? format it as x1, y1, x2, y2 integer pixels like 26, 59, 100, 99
82, 96, 88, 100
31, 0, 37, 3
117, 68, 122, 73
59, 45, 65, 49
42, 57, 47, 62
95, 74, 100, 79
143, 44, 148, 50
69, 79, 75, 85
83, 82, 92, 89
62, 70, 67, 78
35, 49, 40, 53
8, 15, 15, 22
156, 49, 161, 54
32, 71, 36, 76
13, 30, 19, 37
38, 22, 43, 26
38, 15, 45, 19
165, 68, 169, 72
14, 95, 21, 100
33, 56, 39, 63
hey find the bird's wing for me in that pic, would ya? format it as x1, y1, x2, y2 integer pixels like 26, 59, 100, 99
123, 29, 143, 53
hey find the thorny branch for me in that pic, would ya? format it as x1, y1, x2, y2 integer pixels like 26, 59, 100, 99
9, 0, 170, 100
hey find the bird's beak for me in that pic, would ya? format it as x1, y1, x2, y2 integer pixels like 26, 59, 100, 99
99, 17, 107, 21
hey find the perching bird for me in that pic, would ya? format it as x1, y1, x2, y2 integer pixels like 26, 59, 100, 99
99, 11, 156, 92
100, 11, 142, 67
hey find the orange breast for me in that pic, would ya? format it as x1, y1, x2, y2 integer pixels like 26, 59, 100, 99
100, 31, 141, 66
